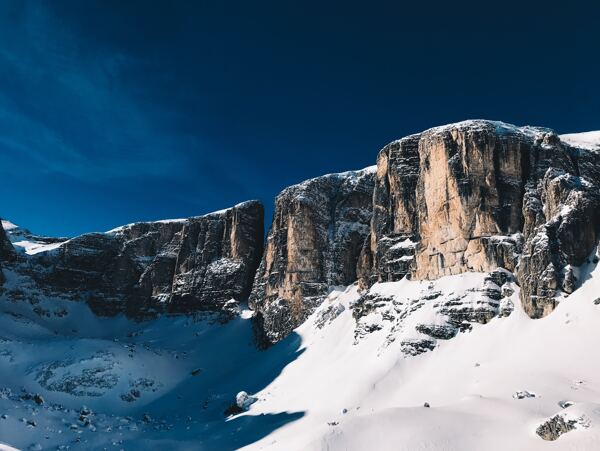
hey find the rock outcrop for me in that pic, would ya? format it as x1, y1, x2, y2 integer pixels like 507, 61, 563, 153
3, 201, 264, 318
249, 168, 375, 344
536, 412, 590, 441
0, 219, 16, 263
167, 201, 264, 313
3, 120, 598, 345
351, 269, 516, 356
0, 219, 16, 284
359, 120, 600, 319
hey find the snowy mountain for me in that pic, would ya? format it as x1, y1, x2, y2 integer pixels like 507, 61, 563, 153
1, 121, 599, 450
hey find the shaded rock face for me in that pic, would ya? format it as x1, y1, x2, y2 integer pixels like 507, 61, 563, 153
519, 168, 600, 316
168, 202, 264, 313
8, 201, 264, 318
357, 136, 420, 286
359, 121, 600, 318
0, 220, 16, 262
249, 168, 375, 344
0, 220, 16, 284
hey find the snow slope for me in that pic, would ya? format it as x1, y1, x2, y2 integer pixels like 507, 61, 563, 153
560, 131, 600, 151
1, 238, 599, 449
239, 260, 600, 450
1, 220, 67, 255
0, 266, 305, 450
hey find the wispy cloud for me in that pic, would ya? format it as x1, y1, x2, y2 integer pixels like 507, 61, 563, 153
0, 1, 191, 181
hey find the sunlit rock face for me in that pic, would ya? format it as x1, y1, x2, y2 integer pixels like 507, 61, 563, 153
249, 168, 375, 344
2, 201, 264, 318
359, 120, 600, 319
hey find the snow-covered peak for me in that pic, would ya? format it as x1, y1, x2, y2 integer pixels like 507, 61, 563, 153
280, 166, 376, 198
107, 200, 261, 234
202, 200, 262, 218
106, 217, 188, 234
1, 220, 68, 255
423, 119, 553, 139
1, 219, 19, 231
393, 119, 554, 146
560, 130, 600, 151
11, 240, 66, 255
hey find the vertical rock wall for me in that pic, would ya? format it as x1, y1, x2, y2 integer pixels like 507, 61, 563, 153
249, 168, 375, 343
3, 120, 598, 342
168, 200, 264, 313
359, 120, 600, 319
4, 201, 264, 318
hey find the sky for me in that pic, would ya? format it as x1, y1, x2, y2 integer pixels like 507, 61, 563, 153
0, 0, 599, 237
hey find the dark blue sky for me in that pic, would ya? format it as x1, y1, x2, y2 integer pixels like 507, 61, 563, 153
1, 1, 599, 237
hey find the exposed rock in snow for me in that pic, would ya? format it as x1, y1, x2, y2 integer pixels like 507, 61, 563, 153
0, 220, 16, 263
0, 220, 17, 285
558, 400, 575, 409
536, 411, 590, 441
236, 391, 258, 410
512, 390, 536, 399
351, 269, 517, 355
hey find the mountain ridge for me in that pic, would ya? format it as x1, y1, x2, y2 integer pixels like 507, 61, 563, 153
2, 120, 599, 339
1, 119, 600, 450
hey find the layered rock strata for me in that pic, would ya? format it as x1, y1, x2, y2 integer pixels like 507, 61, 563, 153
359, 120, 600, 318
2, 201, 264, 317
249, 168, 375, 343
2, 120, 598, 344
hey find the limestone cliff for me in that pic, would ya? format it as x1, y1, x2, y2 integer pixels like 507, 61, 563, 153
2, 201, 264, 318
2, 120, 598, 344
249, 168, 375, 344
359, 120, 600, 318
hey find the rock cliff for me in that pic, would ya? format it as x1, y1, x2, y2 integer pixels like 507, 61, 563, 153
2, 201, 264, 318
0, 219, 16, 284
2, 120, 598, 346
359, 120, 600, 318
249, 168, 375, 344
